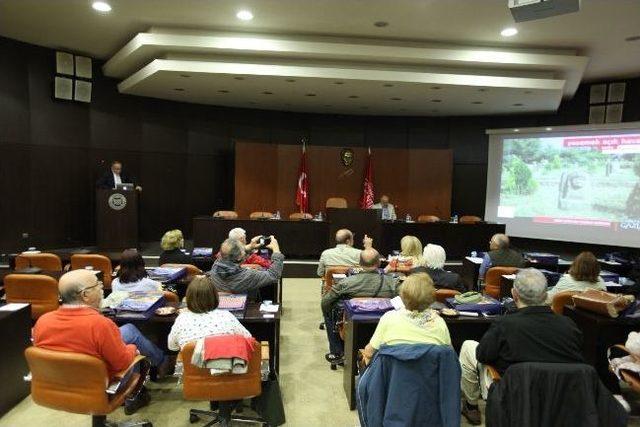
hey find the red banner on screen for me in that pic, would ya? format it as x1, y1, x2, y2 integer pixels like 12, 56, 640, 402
563, 135, 640, 149
533, 216, 612, 227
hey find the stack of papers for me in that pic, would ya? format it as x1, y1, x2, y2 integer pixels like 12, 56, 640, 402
259, 303, 279, 313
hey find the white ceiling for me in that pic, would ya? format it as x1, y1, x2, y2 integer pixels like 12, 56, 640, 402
1, 0, 639, 116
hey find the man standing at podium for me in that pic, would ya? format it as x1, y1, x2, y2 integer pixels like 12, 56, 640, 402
370, 195, 396, 220
96, 160, 142, 191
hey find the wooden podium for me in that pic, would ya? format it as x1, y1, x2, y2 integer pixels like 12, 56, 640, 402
96, 189, 138, 249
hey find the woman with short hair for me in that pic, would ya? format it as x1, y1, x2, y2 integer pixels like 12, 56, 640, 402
112, 249, 162, 293
363, 273, 451, 359
400, 235, 423, 265
159, 229, 192, 266
411, 244, 466, 291
167, 275, 251, 351
548, 251, 606, 298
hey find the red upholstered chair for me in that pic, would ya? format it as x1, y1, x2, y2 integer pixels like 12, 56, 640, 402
160, 263, 203, 277
15, 253, 63, 271
417, 215, 440, 223
70, 254, 113, 289
4, 274, 59, 320
326, 198, 348, 208
459, 215, 482, 224
435, 288, 460, 303
213, 210, 238, 219
483, 266, 519, 299
323, 266, 352, 294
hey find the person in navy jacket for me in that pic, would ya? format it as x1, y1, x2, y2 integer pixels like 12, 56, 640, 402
96, 160, 142, 191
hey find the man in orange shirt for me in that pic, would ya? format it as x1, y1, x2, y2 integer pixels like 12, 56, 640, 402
33, 269, 169, 413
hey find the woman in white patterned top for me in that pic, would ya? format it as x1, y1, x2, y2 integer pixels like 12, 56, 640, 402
168, 276, 251, 351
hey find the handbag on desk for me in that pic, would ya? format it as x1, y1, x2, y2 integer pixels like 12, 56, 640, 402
572, 289, 634, 318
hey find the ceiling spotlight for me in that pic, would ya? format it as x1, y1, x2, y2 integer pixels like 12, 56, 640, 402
217, 90, 229, 93
514, 129, 520, 132
625, 35, 640, 42
524, 90, 532, 94
234, 76, 245, 80
383, 84, 394, 87
262, 91, 273, 95
390, 97, 402, 101
180, 74, 191, 78
471, 101, 483, 104
285, 79, 296, 83
334, 81, 345, 85
545, 127, 553, 131
236, 10, 254, 21
305, 93, 316, 97
513, 103, 524, 106
431, 99, 442, 103
92, 1, 111, 12
501, 27, 518, 37
374, 21, 389, 28
478, 88, 487, 92
173, 88, 185, 92
348, 95, 359, 99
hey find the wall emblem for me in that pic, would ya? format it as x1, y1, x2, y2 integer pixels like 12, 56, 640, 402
108, 193, 127, 211
341, 148, 354, 166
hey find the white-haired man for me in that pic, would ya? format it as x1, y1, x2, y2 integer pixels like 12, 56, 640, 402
458, 268, 584, 424
215, 227, 271, 268
478, 233, 525, 278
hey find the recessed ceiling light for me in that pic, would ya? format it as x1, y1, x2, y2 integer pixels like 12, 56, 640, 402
262, 91, 273, 95
285, 79, 296, 83
501, 27, 518, 37
348, 95, 359, 99
180, 74, 191, 78
390, 97, 402, 101
173, 88, 185, 92
431, 86, 441, 90
383, 84, 394, 87
334, 81, 345, 85
236, 10, 253, 21
92, 1, 111, 12
431, 109, 439, 113
514, 129, 520, 132
478, 88, 487, 92
217, 90, 229, 93
374, 21, 389, 27
234, 76, 245, 80
625, 35, 640, 42
324, 104, 332, 107
305, 93, 316, 97
512, 103, 524, 106
360, 106, 369, 109
545, 127, 553, 131
524, 90, 532, 94
249, 101, 257, 105
471, 101, 483, 104
431, 99, 442, 103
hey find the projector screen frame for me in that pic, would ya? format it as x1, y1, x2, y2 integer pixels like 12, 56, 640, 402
485, 121, 640, 249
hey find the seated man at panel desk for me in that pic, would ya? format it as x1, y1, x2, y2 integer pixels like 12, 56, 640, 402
317, 228, 373, 277
370, 194, 397, 220
321, 248, 399, 366
208, 236, 284, 300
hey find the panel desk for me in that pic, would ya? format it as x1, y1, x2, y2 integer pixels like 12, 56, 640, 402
0, 304, 32, 416
341, 310, 494, 409
193, 217, 330, 259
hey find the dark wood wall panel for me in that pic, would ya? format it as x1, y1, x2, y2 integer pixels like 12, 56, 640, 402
1, 35, 639, 252
235, 142, 452, 219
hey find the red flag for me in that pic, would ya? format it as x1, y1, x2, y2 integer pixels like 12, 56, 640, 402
359, 147, 374, 209
295, 142, 309, 213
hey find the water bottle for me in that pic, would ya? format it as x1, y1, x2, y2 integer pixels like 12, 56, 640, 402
451, 214, 458, 224
275, 210, 281, 220
471, 251, 477, 258
405, 213, 411, 222
318, 211, 323, 221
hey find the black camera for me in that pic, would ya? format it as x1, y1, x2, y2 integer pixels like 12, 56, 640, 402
258, 235, 272, 247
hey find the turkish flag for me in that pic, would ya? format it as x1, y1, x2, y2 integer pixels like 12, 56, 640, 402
295, 144, 309, 213
359, 148, 374, 209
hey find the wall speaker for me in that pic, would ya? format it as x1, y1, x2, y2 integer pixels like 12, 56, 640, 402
54, 76, 73, 100
75, 56, 92, 79
55, 51, 74, 76
74, 80, 92, 103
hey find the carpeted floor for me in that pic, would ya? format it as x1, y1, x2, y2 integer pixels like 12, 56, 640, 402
3, 278, 639, 426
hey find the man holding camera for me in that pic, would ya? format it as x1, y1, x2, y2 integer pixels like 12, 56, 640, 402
208, 235, 283, 299
215, 227, 272, 268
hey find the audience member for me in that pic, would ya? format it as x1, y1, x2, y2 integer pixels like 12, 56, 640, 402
371, 194, 397, 220
33, 270, 170, 412
159, 229, 192, 265
412, 244, 465, 291
208, 236, 284, 299
458, 269, 583, 424
317, 229, 373, 277
362, 273, 451, 360
112, 249, 162, 293
547, 251, 606, 298
478, 233, 525, 278
216, 227, 272, 268
168, 275, 251, 350
321, 248, 398, 365
399, 235, 422, 265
